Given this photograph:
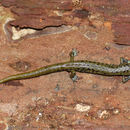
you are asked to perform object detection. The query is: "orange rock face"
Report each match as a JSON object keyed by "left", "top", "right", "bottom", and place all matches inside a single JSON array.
[{"left": 0, "top": 0, "right": 130, "bottom": 129}]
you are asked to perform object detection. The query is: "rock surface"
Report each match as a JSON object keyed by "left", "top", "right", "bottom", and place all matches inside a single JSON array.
[{"left": 0, "top": 0, "right": 130, "bottom": 129}]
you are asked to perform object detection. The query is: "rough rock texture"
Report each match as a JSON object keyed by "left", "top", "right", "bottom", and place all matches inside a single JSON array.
[
  {"left": 1, "top": 0, "right": 130, "bottom": 44},
  {"left": 0, "top": 0, "right": 130, "bottom": 129}
]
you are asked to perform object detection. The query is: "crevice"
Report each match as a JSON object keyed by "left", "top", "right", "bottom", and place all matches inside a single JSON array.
[{"left": 4, "top": 20, "right": 72, "bottom": 42}]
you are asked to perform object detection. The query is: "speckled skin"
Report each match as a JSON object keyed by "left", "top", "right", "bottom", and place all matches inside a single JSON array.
[{"left": 0, "top": 60, "right": 129, "bottom": 84}]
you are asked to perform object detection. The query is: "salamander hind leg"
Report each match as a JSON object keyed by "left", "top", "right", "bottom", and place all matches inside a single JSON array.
[
  {"left": 122, "top": 76, "right": 130, "bottom": 83},
  {"left": 69, "top": 70, "right": 78, "bottom": 82}
]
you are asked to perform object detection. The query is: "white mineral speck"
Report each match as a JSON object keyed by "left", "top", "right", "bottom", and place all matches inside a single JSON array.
[
  {"left": 12, "top": 27, "right": 36, "bottom": 40},
  {"left": 75, "top": 104, "right": 91, "bottom": 112}
]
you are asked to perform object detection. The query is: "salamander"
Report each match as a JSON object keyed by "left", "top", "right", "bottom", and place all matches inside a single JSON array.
[{"left": 0, "top": 49, "right": 130, "bottom": 84}]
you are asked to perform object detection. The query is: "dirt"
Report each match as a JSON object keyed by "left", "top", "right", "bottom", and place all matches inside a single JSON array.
[{"left": 0, "top": 1, "right": 130, "bottom": 130}]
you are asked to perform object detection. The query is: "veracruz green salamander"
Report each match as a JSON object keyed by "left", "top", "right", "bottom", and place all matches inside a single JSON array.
[{"left": 0, "top": 50, "right": 130, "bottom": 84}]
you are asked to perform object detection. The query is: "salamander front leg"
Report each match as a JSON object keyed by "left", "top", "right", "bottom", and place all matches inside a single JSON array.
[
  {"left": 122, "top": 76, "right": 130, "bottom": 83},
  {"left": 120, "top": 58, "right": 130, "bottom": 83},
  {"left": 69, "top": 49, "right": 79, "bottom": 82},
  {"left": 120, "top": 57, "right": 129, "bottom": 64},
  {"left": 69, "top": 48, "right": 78, "bottom": 62}
]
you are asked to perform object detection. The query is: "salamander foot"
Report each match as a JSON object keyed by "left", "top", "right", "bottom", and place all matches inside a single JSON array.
[
  {"left": 69, "top": 48, "right": 79, "bottom": 62},
  {"left": 70, "top": 70, "right": 78, "bottom": 82},
  {"left": 120, "top": 57, "right": 129, "bottom": 64},
  {"left": 122, "top": 76, "right": 130, "bottom": 83}
]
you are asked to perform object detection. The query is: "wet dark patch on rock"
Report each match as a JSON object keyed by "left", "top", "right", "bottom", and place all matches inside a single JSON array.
[
  {"left": 9, "top": 60, "right": 31, "bottom": 72},
  {"left": 72, "top": 9, "right": 90, "bottom": 18},
  {"left": 5, "top": 80, "right": 23, "bottom": 86}
]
